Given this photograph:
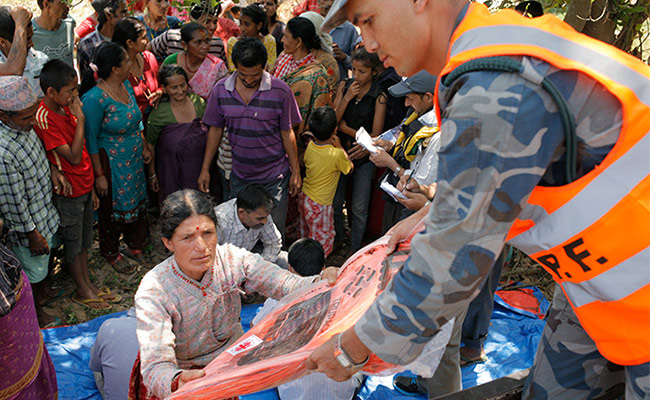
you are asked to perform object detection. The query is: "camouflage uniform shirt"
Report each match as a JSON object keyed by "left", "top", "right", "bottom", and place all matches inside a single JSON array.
[{"left": 354, "top": 29, "right": 623, "bottom": 363}]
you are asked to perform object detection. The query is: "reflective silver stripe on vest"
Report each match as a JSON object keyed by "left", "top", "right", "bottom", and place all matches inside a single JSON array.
[
  {"left": 449, "top": 25, "right": 650, "bottom": 107},
  {"left": 562, "top": 247, "right": 650, "bottom": 308},
  {"left": 508, "top": 132, "right": 650, "bottom": 254}
]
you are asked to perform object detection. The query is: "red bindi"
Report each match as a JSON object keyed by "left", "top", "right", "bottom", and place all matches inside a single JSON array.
[{"left": 196, "top": 226, "right": 200, "bottom": 230}]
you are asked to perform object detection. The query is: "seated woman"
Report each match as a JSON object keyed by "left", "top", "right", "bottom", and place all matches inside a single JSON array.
[
  {"left": 131, "top": 189, "right": 337, "bottom": 399},
  {"left": 113, "top": 17, "right": 162, "bottom": 121},
  {"left": 163, "top": 23, "right": 228, "bottom": 100},
  {"left": 226, "top": 4, "right": 276, "bottom": 72},
  {"left": 146, "top": 65, "right": 207, "bottom": 204},
  {"left": 274, "top": 16, "right": 332, "bottom": 136}
]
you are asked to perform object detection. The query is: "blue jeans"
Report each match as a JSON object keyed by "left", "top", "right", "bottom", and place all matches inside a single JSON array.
[
  {"left": 461, "top": 246, "right": 507, "bottom": 349},
  {"left": 333, "top": 161, "right": 375, "bottom": 252},
  {"left": 230, "top": 174, "right": 289, "bottom": 237}
]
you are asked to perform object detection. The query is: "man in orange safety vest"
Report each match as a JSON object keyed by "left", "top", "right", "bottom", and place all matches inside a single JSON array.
[{"left": 305, "top": 0, "right": 650, "bottom": 398}]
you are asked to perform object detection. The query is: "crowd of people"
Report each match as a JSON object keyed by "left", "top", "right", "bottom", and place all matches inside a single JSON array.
[{"left": 0, "top": 0, "right": 647, "bottom": 398}]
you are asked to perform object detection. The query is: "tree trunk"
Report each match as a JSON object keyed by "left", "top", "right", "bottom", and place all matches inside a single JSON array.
[{"left": 564, "top": 0, "right": 649, "bottom": 55}]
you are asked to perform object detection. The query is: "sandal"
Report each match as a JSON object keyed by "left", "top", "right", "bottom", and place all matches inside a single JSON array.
[
  {"left": 71, "top": 297, "right": 112, "bottom": 310},
  {"left": 97, "top": 288, "right": 122, "bottom": 303},
  {"left": 108, "top": 255, "right": 136, "bottom": 275},
  {"left": 460, "top": 353, "right": 488, "bottom": 367},
  {"left": 123, "top": 248, "right": 148, "bottom": 267}
]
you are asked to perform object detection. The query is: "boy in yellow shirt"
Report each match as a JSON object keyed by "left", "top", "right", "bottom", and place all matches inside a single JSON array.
[{"left": 300, "top": 106, "right": 353, "bottom": 256}]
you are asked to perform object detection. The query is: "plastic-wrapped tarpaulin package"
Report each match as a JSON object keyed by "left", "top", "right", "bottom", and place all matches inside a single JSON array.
[{"left": 172, "top": 236, "right": 415, "bottom": 400}]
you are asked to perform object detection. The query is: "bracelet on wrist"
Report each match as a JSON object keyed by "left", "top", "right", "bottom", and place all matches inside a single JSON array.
[
  {"left": 149, "top": 174, "right": 157, "bottom": 180},
  {"left": 394, "top": 166, "right": 402, "bottom": 176},
  {"left": 94, "top": 169, "right": 104, "bottom": 178}
]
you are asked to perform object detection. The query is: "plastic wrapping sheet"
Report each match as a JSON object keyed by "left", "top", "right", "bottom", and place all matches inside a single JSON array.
[{"left": 172, "top": 237, "right": 413, "bottom": 399}]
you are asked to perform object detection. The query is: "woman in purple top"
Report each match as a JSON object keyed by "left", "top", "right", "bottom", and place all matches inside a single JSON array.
[
  {"left": 145, "top": 65, "right": 208, "bottom": 204},
  {"left": 131, "top": 189, "right": 339, "bottom": 399}
]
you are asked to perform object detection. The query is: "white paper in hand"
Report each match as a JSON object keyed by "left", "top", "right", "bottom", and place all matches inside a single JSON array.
[
  {"left": 355, "top": 127, "right": 379, "bottom": 154},
  {"left": 380, "top": 176, "right": 407, "bottom": 201}
]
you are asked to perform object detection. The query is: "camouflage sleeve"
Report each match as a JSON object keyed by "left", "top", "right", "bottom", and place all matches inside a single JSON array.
[{"left": 354, "top": 59, "right": 571, "bottom": 364}]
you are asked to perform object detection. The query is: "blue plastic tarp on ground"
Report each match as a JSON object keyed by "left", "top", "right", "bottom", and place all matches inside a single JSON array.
[
  {"left": 356, "top": 286, "right": 549, "bottom": 400},
  {"left": 44, "top": 287, "right": 548, "bottom": 400}
]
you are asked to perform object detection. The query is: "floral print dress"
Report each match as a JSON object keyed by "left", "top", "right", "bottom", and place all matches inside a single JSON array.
[{"left": 82, "top": 81, "right": 146, "bottom": 222}]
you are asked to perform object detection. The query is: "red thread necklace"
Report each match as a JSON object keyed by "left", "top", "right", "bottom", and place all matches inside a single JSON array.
[{"left": 171, "top": 262, "right": 213, "bottom": 297}]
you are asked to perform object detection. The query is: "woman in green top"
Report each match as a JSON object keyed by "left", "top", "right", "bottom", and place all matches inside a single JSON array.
[
  {"left": 146, "top": 64, "right": 208, "bottom": 203},
  {"left": 162, "top": 23, "right": 227, "bottom": 100}
]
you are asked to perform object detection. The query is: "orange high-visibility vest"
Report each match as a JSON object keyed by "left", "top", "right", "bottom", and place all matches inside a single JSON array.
[{"left": 437, "top": 3, "right": 650, "bottom": 366}]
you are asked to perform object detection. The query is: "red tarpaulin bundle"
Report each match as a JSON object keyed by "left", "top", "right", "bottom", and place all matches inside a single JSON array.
[{"left": 171, "top": 236, "right": 412, "bottom": 399}]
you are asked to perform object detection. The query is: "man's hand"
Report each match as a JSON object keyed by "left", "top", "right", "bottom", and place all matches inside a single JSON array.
[
  {"left": 373, "top": 138, "right": 393, "bottom": 152},
  {"left": 396, "top": 174, "right": 437, "bottom": 201},
  {"left": 385, "top": 205, "right": 429, "bottom": 254},
  {"left": 305, "top": 329, "right": 371, "bottom": 381},
  {"left": 397, "top": 190, "right": 429, "bottom": 211},
  {"left": 26, "top": 229, "right": 49, "bottom": 256},
  {"left": 289, "top": 171, "right": 302, "bottom": 197},
  {"left": 198, "top": 169, "right": 210, "bottom": 193},
  {"left": 369, "top": 148, "right": 397, "bottom": 169},
  {"left": 95, "top": 176, "right": 109, "bottom": 197},
  {"left": 348, "top": 143, "right": 369, "bottom": 160},
  {"left": 10, "top": 7, "right": 32, "bottom": 29},
  {"left": 51, "top": 168, "right": 73, "bottom": 196},
  {"left": 318, "top": 266, "right": 340, "bottom": 285}
]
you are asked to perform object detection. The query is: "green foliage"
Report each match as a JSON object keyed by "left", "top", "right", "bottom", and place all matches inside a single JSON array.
[{"left": 63, "top": 305, "right": 78, "bottom": 325}]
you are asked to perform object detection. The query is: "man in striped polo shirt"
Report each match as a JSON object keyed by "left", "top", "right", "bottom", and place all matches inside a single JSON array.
[{"left": 199, "top": 37, "right": 302, "bottom": 238}]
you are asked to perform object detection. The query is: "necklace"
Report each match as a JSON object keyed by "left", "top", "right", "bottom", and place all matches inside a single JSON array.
[
  {"left": 182, "top": 53, "right": 200, "bottom": 73},
  {"left": 171, "top": 262, "right": 213, "bottom": 296},
  {"left": 101, "top": 80, "right": 130, "bottom": 105}
]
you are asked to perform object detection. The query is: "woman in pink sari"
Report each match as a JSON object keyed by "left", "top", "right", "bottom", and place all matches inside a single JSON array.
[{"left": 162, "top": 23, "right": 228, "bottom": 100}]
